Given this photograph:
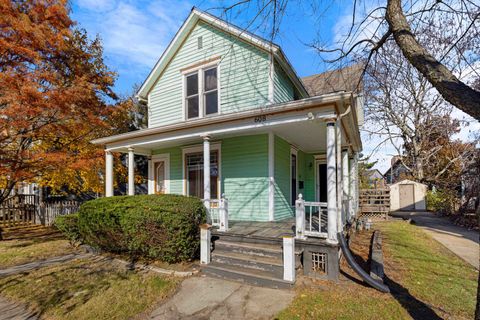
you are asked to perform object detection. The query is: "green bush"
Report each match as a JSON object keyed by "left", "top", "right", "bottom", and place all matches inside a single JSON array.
[
  {"left": 426, "top": 189, "right": 458, "bottom": 214},
  {"left": 54, "top": 213, "right": 81, "bottom": 245},
  {"left": 77, "top": 194, "right": 206, "bottom": 263}
]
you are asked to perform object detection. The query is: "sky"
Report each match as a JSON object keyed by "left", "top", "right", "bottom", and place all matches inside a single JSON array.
[{"left": 70, "top": 0, "right": 479, "bottom": 173}]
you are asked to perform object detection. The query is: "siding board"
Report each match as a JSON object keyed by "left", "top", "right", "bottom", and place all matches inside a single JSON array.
[{"left": 149, "top": 21, "right": 270, "bottom": 127}]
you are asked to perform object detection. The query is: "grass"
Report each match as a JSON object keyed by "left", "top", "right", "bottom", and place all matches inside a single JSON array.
[
  {"left": 278, "top": 220, "right": 478, "bottom": 320},
  {"left": 379, "top": 221, "right": 477, "bottom": 319},
  {"left": 0, "top": 225, "right": 79, "bottom": 268},
  {"left": 0, "top": 257, "right": 178, "bottom": 319}
]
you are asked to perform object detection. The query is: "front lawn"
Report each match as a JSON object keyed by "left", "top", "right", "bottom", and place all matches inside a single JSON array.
[
  {"left": 0, "top": 257, "right": 178, "bottom": 319},
  {"left": 0, "top": 225, "right": 79, "bottom": 268},
  {"left": 278, "top": 221, "right": 478, "bottom": 320}
]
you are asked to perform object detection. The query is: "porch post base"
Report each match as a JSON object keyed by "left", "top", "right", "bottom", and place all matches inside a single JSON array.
[{"left": 200, "top": 224, "right": 212, "bottom": 265}]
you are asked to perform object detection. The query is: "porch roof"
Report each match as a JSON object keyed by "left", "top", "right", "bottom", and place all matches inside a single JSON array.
[{"left": 92, "top": 92, "right": 363, "bottom": 154}]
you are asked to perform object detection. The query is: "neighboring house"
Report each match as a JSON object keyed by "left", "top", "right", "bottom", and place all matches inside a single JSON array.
[
  {"left": 384, "top": 156, "right": 409, "bottom": 184},
  {"left": 365, "top": 169, "right": 386, "bottom": 189},
  {"left": 92, "top": 8, "right": 364, "bottom": 285}
]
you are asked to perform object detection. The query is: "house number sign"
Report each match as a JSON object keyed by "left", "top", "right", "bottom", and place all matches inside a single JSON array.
[{"left": 254, "top": 115, "right": 267, "bottom": 123}]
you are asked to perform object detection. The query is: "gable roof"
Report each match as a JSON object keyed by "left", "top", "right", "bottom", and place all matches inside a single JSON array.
[
  {"left": 301, "top": 64, "right": 364, "bottom": 96},
  {"left": 137, "top": 7, "right": 308, "bottom": 99}
]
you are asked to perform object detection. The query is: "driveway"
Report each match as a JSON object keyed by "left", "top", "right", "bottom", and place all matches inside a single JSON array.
[{"left": 392, "top": 211, "right": 479, "bottom": 269}]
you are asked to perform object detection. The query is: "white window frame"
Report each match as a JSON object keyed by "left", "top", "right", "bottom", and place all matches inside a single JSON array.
[
  {"left": 181, "top": 143, "right": 222, "bottom": 198},
  {"left": 182, "top": 61, "right": 220, "bottom": 121},
  {"left": 148, "top": 154, "right": 170, "bottom": 194},
  {"left": 184, "top": 71, "right": 201, "bottom": 120}
]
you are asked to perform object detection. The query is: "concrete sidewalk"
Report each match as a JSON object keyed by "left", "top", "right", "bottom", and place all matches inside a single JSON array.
[
  {"left": 150, "top": 276, "right": 294, "bottom": 320},
  {"left": 392, "top": 211, "right": 479, "bottom": 269}
]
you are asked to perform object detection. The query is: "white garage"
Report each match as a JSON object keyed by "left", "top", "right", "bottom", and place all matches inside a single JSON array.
[{"left": 390, "top": 179, "right": 427, "bottom": 211}]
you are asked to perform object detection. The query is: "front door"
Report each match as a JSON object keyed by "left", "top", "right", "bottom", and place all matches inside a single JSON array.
[
  {"left": 317, "top": 163, "right": 327, "bottom": 202},
  {"left": 154, "top": 160, "right": 166, "bottom": 194}
]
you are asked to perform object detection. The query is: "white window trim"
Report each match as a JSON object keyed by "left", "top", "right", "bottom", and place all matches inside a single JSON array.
[
  {"left": 290, "top": 147, "right": 298, "bottom": 206},
  {"left": 148, "top": 153, "right": 170, "bottom": 194},
  {"left": 182, "top": 60, "right": 221, "bottom": 121},
  {"left": 182, "top": 142, "right": 222, "bottom": 197}
]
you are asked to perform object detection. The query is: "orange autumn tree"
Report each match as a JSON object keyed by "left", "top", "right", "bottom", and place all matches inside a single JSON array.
[{"left": 0, "top": 0, "right": 130, "bottom": 203}]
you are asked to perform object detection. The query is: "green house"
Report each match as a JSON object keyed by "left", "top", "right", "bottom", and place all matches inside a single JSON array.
[{"left": 93, "top": 8, "right": 365, "bottom": 284}]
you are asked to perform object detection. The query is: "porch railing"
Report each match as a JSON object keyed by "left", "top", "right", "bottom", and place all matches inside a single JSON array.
[
  {"left": 203, "top": 195, "right": 228, "bottom": 232},
  {"left": 295, "top": 194, "right": 328, "bottom": 239}
]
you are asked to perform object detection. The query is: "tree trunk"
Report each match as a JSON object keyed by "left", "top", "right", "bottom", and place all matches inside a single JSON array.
[{"left": 386, "top": 0, "right": 480, "bottom": 120}]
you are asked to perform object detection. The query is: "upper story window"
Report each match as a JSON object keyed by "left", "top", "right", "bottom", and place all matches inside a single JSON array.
[{"left": 184, "top": 65, "right": 218, "bottom": 120}]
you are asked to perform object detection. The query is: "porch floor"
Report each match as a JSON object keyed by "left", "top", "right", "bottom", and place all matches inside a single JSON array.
[
  {"left": 212, "top": 218, "right": 333, "bottom": 246},
  {"left": 224, "top": 219, "right": 296, "bottom": 239}
]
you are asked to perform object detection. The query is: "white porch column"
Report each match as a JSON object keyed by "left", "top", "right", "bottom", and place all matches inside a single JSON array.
[
  {"left": 349, "top": 154, "right": 357, "bottom": 220},
  {"left": 336, "top": 119, "right": 343, "bottom": 231},
  {"left": 128, "top": 147, "right": 135, "bottom": 196},
  {"left": 353, "top": 153, "right": 359, "bottom": 217},
  {"left": 268, "top": 132, "right": 275, "bottom": 221},
  {"left": 326, "top": 120, "right": 338, "bottom": 243},
  {"left": 105, "top": 151, "right": 114, "bottom": 197},
  {"left": 203, "top": 135, "right": 211, "bottom": 205},
  {"left": 342, "top": 149, "right": 350, "bottom": 223},
  {"left": 147, "top": 156, "right": 154, "bottom": 195}
]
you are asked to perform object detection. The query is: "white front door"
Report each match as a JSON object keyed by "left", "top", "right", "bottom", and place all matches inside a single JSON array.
[{"left": 154, "top": 161, "right": 166, "bottom": 194}]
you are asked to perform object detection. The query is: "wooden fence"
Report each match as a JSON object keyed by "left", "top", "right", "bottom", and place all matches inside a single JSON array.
[
  {"left": 0, "top": 195, "right": 37, "bottom": 227},
  {"left": 0, "top": 195, "right": 80, "bottom": 227},
  {"left": 359, "top": 189, "right": 391, "bottom": 220},
  {"left": 38, "top": 200, "right": 80, "bottom": 226}
]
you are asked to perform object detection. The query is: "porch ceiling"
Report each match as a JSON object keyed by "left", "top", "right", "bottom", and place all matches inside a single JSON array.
[{"left": 97, "top": 93, "right": 359, "bottom": 155}]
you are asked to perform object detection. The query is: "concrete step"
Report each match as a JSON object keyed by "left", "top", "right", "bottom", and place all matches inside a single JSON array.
[
  {"left": 202, "top": 262, "right": 294, "bottom": 289},
  {"left": 212, "top": 249, "right": 283, "bottom": 276}
]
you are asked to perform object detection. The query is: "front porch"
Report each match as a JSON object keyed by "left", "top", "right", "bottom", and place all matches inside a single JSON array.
[
  {"left": 93, "top": 94, "right": 363, "bottom": 286},
  {"left": 204, "top": 217, "right": 341, "bottom": 287}
]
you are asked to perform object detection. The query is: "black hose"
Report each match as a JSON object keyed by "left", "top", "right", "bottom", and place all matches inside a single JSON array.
[{"left": 338, "top": 232, "right": 390, "bottom": 293}]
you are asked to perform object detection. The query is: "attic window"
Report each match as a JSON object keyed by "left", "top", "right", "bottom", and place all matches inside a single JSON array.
[{"left": 198, "top": 36, "right": 203, "bottom": 49}]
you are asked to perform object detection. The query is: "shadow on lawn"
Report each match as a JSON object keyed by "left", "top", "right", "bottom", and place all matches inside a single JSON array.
[
  {"left": 0, "top": 258, "right": 125, "bottom": 318},
  {"left": 1, "top": 225, "right": 64, "bottom": 243},
  {"left": 347, "top": 244, "right": 442, "bottom": 320}
]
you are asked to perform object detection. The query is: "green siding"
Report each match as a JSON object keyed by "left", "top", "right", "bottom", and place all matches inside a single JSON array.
[
  {"left": 222, "top": 134, "right": 269, "bottom": 221},
  {"left": 149, "top": 21, "right": 270, "bottom": 127},
  {"left": 303, "top": 153, "right": 316, "bottom": 201},
  {"left": 274, "top": 135, "right": 293, "bottom": 220},
  {"left": 152, "top": 147, "right": 183, "bottom": 194},
  {"left": 273, "top": 60, "right": 295, "bottom": 103},
  {"left": 152, "top": 134, "right": 270, "bottom": 221}
]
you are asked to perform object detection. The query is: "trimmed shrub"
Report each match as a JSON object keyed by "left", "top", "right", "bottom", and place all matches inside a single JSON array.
[
  {"left": 426, "top": 189, "right": 458, "bottom": 214},
  {"left": 77, "top": 194, "right": 206, "bottom": 263},
  {"left": 54, "top": 214, "right": 81, "bottom": 245}
]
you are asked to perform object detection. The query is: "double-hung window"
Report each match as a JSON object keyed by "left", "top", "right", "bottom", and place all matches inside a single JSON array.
[{"left": 185, "top": 65, "right": 218, "bottom": 120}]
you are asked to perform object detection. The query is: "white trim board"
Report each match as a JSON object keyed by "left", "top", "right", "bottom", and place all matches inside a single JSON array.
[{"left": 268, "top": 132, "right": 275, "bottom": 221}]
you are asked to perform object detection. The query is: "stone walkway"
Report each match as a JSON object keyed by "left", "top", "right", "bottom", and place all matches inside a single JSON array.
[
  {"left": 150, "top": 276, "right": 295, "bottom": 320},
  {"left": 0, "top": 253, "right": 91, "bottom": 320},
  {"left": 0, "top": 297, "right": 38, "bottom": 320},
  {"left": 392, "top": 211, "right": 479, "bottom": 269},
  {"left": 0, "top": 253, "right": 90, "bottom": 277}
]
